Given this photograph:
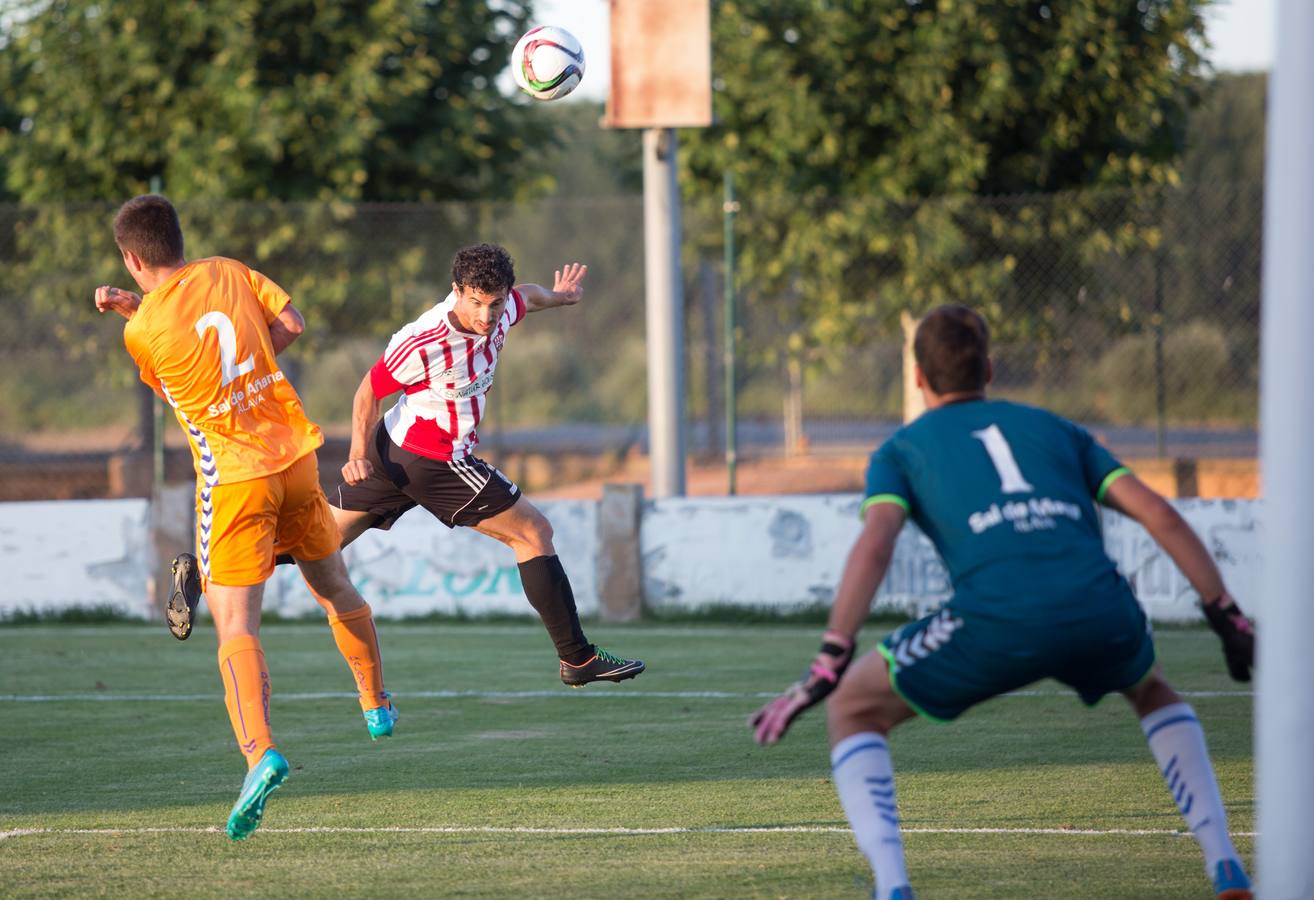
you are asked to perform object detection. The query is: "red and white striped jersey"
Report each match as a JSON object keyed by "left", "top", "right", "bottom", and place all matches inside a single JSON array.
[{"left": 368, "top": 289, "right": 526, "bottom": 460}]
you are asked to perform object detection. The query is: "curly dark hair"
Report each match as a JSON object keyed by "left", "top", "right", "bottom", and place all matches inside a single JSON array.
[{"left": 451, "top": 243, "right": 515, "bottom": 294}]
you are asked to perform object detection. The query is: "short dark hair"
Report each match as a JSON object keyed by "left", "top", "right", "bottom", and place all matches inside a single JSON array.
[
  {"left": 113, "top": 194, "right": 185, "bottom": 267},
  {"left": 451, "top": 243, "right": 515, "bottom": 295},
  {"left": 913, "top": 304, "right": 991, "bottom": 394}
]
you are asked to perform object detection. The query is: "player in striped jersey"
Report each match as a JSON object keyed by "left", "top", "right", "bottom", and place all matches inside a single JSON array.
[
  {"left": 324, "top": 243, "right": 644, "bottom": 686},
  {"left": 95, "top": 195, "right": 397, "bottom": 841}
]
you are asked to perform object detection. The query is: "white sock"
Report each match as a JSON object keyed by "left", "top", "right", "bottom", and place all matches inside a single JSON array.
[
  {"left": 831, "top": 732, "right": 909, "bottom": 897},
  {"left": 1140, "top": 702, "right": 1240, "bottom": 877}
]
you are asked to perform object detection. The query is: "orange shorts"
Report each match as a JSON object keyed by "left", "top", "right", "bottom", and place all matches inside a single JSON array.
[{"left": 197, "top": 452, "right": 340, "bottom": 588}]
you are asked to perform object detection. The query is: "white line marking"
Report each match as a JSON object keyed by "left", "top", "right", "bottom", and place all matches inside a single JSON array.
[
  {"left": 0, "top": 689, "right": 1254, "bottom": 703},
  {"left": 0, "top": 625, "right": 783, "bottom": 638},
  {"left": 0, "top": 690, "right": 772, "bottom": 702},
  {"left": 0, "top": 825, "right": 1258, "bottom": 841},
  {"left": 0, "top": 625, "right": 1222, "bottom": 639},
  {"left": 1003, "top": 689, "right": 1252, "bottom": 698}
]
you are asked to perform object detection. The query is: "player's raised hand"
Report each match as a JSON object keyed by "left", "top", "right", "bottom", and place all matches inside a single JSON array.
[
  {"left": 552, "top": 263, "right": 587, "bottom": 306},
  {"left": 94, "top": 285, "right": 142, "bottom": 320},
  {"left": 750, "top": 630, "right": 854, "bottom": 746},
  {"left": 342, "top": 457, "right": 374, "bottom": 486},
  {"left": 1201, "top": 592, "right": 1255, "bottom": 682}
]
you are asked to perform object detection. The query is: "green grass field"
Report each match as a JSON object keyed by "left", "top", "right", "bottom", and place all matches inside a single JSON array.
[{"left": 0, "top": 622, "right": 1252, "bottom": 898}]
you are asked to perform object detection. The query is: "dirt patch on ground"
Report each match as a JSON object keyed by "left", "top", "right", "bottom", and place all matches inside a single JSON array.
[
  {"left": 536, "top": 453, "right": 1260, "bottom": 501},
  {"left": 536, "top": 454, "right": 869, "bottom": 500}
]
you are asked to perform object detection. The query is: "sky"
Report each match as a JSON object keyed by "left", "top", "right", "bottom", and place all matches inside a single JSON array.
[{"left": 528, "top": 0, "right": 1276, "bottom": 103}]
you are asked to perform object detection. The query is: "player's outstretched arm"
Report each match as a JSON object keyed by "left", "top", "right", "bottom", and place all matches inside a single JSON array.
[
  {"left": 268, "top": 303, "right": 305, "bottom": 355},
  {"left": 516, "top": 263, "right": 588, "bottom": 313},
  {"left": 342, "top": 371, "right": 384, "bottom": 486},
  {"left": 94, "top": 285, "right": 142, "bottom": 320},
  {"left": 1102, "top": 474, "right": 1255, "bottom": 681},
  {"left": 751, "top": 502, "right": 905, "bottom": 745}
]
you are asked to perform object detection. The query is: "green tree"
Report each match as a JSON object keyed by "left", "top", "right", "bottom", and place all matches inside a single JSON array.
[
  {"left": 0, "top": 0, "right": 550, "bottom": 202},
  {"left": 1181, "top": 71, "right": 1265, "bottom": 187},
  {"left": 1172, "top": 71, "right": 1265, "bottom": 331},
  {"left": 1153, "top": 72, "right": 1265, "bottom": 414},
  {"left": 537, "top": 100, "right": 643, "bottom": 197},
  {"left": 681, "top": 0, "right": 1210, "bottom": 382},
  {"left": 0, "top": 1, "right": 571, "bottom": 436}
]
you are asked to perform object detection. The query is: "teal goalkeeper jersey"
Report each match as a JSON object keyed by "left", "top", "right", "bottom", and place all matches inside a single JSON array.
[{"left": 863, "top": 399, "right": 1131, "bottom": 612}]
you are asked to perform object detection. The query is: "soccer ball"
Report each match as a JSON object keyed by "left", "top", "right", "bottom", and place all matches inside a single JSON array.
[{"left": 511, "top": 26, "right": 585, "bottom": 101}]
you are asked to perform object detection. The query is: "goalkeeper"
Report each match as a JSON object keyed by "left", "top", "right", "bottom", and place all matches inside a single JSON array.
[{"left": 751, "top": 305, "right": 1255, "bottom": 900}]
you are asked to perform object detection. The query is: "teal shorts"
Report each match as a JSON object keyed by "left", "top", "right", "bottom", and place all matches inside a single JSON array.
[{"left": 877, "top": 587, "right": 1156, "bottom": 723}]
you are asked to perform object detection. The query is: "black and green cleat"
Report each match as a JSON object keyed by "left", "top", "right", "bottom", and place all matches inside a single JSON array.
[
  {"left": 559, "top": 646, "right": 646, "bottom": 687},
  {"left": 165, "top": 552, "right": 203, "bottom": 641}
]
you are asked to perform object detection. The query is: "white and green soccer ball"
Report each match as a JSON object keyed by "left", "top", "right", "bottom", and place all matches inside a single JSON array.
[{"left": 511, "top": 26, "right": 585, "bottom": 101}]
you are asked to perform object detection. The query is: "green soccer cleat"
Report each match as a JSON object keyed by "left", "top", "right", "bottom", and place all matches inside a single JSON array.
[
  {"left": 363, "top": 695, "right": 399, "bottom": 740},
  {"left": 165, "top": 552, "right": 203, "bottom": 641},
  {"left": 559, "top": 646, "right": 645, "bottom": 687},
  {"left": 225, "top": 748, "right": 289, "bottom": 841}
]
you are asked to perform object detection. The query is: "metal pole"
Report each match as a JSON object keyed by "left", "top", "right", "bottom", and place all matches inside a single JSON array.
[
  {"left": 154, "top": 392, "right": 165, "bottom": 487},
  {"left": 642, "top": 128, "right": 686, "bottom": 497},
  {"left": 149, "top": 174, "right": 165, "bottom": 492},
  {"left": 1258, "top": 1, "right": 1314, "bottom": 896},
  {"left": 1153, "top": 240, "right": 1166, "bottom": 459},
  {"left": 723, "top": 171, "right": 738, "bottom": 496}
]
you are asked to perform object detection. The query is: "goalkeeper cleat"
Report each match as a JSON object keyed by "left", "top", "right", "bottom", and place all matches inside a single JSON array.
[
  {"left": 1212, "top": 859, "right": 1252, "bottom": 900},
  {"left": 875, "top": 888, "right": 914, "bottom": 900},
  {"left": 165, "top": 552, "right": 202, "bottom": 641},
  {"left": 559, "top": 646, "right": 645, "bottom": 687},
  {"left": 225, "top": 748, "right": 289, "bottom": 841},
  {"left": 364, "top": 694, "right": 399, "bottom": 740}
]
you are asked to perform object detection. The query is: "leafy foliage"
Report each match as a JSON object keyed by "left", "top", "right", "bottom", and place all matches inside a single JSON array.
[
  {"left": 0, "top": 0, "right": 550, "bottom": 202},
  {"left": 0, "top": 0, "right": 565, "bottom": 427},
  {"left": 681, "top": 0, "right": 1210, "bottom": 355},
  {"left": 1180, "top": 72, "right": 1265, "bottom": 188}
]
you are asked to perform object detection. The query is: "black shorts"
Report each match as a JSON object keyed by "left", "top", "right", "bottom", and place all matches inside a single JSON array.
[{"left": 330, "top": 422, "right": 522, "bottom": 530}]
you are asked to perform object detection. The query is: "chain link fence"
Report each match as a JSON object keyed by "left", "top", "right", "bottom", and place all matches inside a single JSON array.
[{"left": 0, "top": 181, "right": 1261, "bottom": 499}]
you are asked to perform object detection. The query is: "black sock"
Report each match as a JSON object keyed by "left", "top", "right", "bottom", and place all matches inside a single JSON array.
[
  {"left": 518, "top": 555, "right": 592, "bottom": 664},
  {"left": 274, "top": 553, "right": 295, "bottom": 567}
]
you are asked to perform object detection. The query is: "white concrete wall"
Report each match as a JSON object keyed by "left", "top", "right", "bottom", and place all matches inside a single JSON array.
[
  {"left": 0, "top": 495, "right": 1260, "bottom": 624},
  {"left": 0, "top": 499, "right": 153, "bottom": 617},
  {"left": 1101, "top": 498, "right": 1259, "bottom": 620},
  {"left": 640, "top": 494, "right": 951, "bottom": 617},
  {"left": 640, "top": 495, "right": 1261, "bottom": 623},
  {"left": 263, "top": 500, "right": 598, "bottom": 618}
]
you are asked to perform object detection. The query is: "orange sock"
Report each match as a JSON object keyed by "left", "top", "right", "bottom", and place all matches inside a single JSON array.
[
  {"left": 327, "top": 603, "right": 388, "bottom": 710},
  {"left": 217, "top": 635, "right": 275, "bottom": 770}
]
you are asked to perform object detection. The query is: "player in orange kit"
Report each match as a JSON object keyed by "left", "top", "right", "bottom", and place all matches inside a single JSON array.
[{"left": 94, "top": 194, "right": 395, "bottom": 841}]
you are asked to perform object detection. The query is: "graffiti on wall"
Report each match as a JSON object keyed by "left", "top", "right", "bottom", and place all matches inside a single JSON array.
[
  {"left": 640, "top": 496, "right": 1261, "bottom": 623},
  {"left": 263, "top": 500, "right": 598, "bottom": 618},
  {"left": 0, "top": 495, "right": 1258, "bottom": 623},
  {"left": 1100, "top": 499, "right": 1261, "bottom": 620}
]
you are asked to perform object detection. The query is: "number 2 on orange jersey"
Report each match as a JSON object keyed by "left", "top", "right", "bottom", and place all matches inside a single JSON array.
[{"left": 195, "top": 311, "right": 255, "bottom": 387}]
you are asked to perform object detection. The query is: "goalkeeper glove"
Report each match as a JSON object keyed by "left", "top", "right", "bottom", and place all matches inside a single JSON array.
[
  {"left": 750, "top": 630, "right": 854, "bottom": 746},
  {"left": 1201, "top": 593, "right": 1255, "bottom": 683}
]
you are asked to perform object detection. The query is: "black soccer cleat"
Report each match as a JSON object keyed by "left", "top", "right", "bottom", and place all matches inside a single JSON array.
[
  {"left": 559, "top": 646, "right": 646, "bottom": 687},
  {"left": 165, "top": 552, "right": 203, "bottom": 641}
]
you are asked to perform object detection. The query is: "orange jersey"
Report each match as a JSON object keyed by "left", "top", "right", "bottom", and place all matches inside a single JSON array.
[{"left": 123, "top": 257, "right": 323, "bottom": 485}]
